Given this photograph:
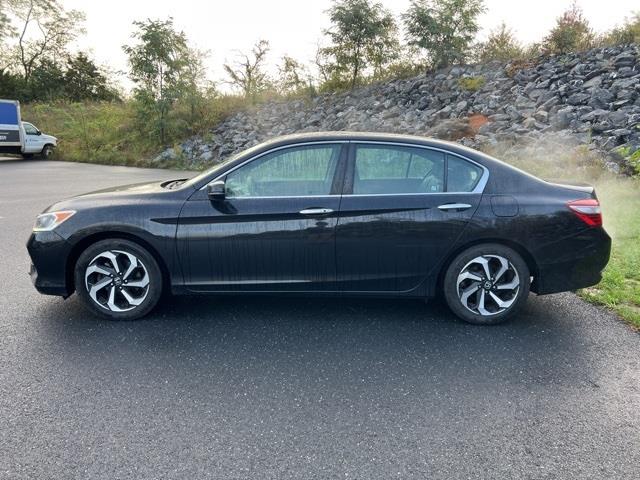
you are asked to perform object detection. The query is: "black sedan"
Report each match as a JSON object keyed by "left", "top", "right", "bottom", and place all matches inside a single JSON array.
[{"left": 27, "top": 132, "right": 611, "bottom": 325}]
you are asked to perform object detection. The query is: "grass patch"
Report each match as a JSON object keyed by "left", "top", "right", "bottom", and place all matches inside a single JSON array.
[
  {"left": 580, "top": 177, "right": 640, "bottom": 328},
  {"left": 20, "top": 96, "right": 249, "bottom": 169}
]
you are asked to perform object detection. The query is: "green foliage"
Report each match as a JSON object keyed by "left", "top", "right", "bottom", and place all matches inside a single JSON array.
[
  {"left": 0, "top": 1, "right": 114, "bottom": 103},
  {"left": 599, "top": 12, "right": 640, "bottom": 46},
  {"left": 579, "top": 177, "right": 640, "bottom": 328},
  {"left": 20, "top": 95, "right": 248, "bottom": 168},
  {"left": 278, "top": 55, "right": 313, "bottom": 96},
  {"left": 223, "top": 40, "right": 273, "bottom": 101},
  {"left": 123, "top": 18, "right": 193, "bottom": 145},
  {"left": 458, "top": 75, "right": 485, "bottom": 91},
  {"left": 64, "top": 52, "right": 118, "bottom": 102},
  {"left": 403, "top": 0, "right": 486, "bottom": 70},
  {"left": 3, "top": 0, "right": 85, "bottom": 81},
  {"left": 321, "top": 0, "right": 399, "bottom": 88},
  {"left": 542, "top": 1, "right": 594, "bottom": 55},
  {"left": 474, "top": 22, "right": 525, "bottom": 62}
]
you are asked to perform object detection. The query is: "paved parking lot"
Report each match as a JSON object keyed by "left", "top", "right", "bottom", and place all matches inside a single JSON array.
[{"left": 1, "top": 158, "right": 639, "bottom": 479}]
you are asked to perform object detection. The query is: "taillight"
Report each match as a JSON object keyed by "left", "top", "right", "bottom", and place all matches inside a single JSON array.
[{"left": 567, "top": 199, "right": 602, "bottom": 227}]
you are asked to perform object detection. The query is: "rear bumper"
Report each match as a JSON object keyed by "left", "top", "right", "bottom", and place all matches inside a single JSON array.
[
  {"left": 26, "top": 231, "right": 73, "bottom": 297},
  {"left": 532, "top": 227, "right": 611, "bottom": 295}
]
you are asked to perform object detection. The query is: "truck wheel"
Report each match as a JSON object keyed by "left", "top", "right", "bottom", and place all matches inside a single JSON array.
[{"left": 39, "top": 145, "right": 54, "bottom": 159}]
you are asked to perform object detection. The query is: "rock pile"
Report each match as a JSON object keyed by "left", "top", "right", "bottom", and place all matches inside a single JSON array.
[{"left": 157, "top": 44, "right": 640, "bottom": 174}]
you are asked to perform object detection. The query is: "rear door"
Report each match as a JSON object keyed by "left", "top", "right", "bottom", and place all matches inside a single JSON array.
[{"left": 335, "top": 142, "right": 486, "bottom": 293}]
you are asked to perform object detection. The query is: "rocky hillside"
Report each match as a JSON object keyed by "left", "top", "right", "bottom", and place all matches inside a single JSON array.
[{"left": 160, "top": 44, "right": 640, "bottom": 174}]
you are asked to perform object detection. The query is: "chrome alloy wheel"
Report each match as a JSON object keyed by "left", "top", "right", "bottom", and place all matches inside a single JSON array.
[
  {"left": 84, "top": 250, "right": 150, "bottom": 312},
  {"left": 456, "top": 255, "right": 520, "bottom": 316}
]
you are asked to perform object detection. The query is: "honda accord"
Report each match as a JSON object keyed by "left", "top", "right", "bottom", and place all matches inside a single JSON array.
[{"left": 27, "top": 132, "right": 611, "bottom": 324}]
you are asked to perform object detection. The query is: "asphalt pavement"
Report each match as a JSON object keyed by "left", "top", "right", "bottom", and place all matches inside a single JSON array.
[{"left": 1, "top": 157, "right": 639, "bottom": 479}]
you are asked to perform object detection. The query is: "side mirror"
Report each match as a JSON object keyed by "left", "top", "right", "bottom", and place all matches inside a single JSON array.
[
  {"left": 207, "top": 180, "right": 226, "bottom": 200},
  {"left": 36, "top": 130, "right": 41, "bottom": 136}
]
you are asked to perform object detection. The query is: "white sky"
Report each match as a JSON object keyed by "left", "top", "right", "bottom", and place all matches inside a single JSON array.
[{"left": 61, "top": 0, "right": 638, "bottom": 90}]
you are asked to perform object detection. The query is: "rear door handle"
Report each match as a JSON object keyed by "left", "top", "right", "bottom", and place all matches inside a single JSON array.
[
  {"left": 299, "top": 208, "right": 334, "bottom": 215},
  {"left": 438, "top": 203, "right": 472, "bottom": 212}
]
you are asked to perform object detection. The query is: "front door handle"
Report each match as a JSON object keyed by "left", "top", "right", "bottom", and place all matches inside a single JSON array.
[
  {"left": 438, "top": 203, "right": 472, "bottom": 212},
  {"left": 299, "top": 208, "right": 333, "bottom": 215}
]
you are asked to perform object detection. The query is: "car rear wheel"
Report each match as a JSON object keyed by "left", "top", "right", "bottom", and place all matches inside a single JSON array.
[
  {"left": 74, "top": 239, "right": 162, "bottom": 320},
  {"left": 443, "top": 244, "right": 530, "bottom": 325}
]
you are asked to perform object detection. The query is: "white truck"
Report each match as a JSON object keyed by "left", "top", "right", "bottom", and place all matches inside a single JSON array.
[{"left": 0, "top": 99, "right": 57, "bottom": 159}]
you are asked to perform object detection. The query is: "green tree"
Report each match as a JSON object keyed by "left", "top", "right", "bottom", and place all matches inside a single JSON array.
[
  {"left": 178, "top": 47, "right": 215, "bottom": 132},
  {"left": 475, "top": 22, "right": 524, "bottom": 62},
  {"left": 403, "top": 0, "right": 485, "bottom": 70},
  {"left": 542, "top": 2, "right": 594, "bottom": 54},
  {"left": 64, "top": 52, "right": 118, "bottom": 102},
  {"left": 28, "top": 58, "right": 65, "bottom": 100},
  {"left": 223, "top": 40, "right": 271, "bottom": 101},
  {"left": 278, "top": 55, "right": 311, "bottom": 94},
  {"left": 322, "top": 0, "right": 398, "bottom": 88},
  {"left": 6, "top": 0, "right": 85, "bottom": 82},
  {"left": 123, "top": 18, "right": 190, "bottom": 145}
]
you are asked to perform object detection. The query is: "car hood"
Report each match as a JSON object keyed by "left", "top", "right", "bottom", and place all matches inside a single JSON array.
[{"left": 43, "top": 180, "right": 188, "bottom": 213}]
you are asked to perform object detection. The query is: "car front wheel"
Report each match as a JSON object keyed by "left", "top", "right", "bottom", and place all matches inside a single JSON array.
[
  {"left": 443, "top": 244, "right": 530, "bottom": 325},
  {"left": 39, "top": 145, "right": 54, "bottom": 159},
  {"left": 74, "top": 239, "right": 163, "bottom": 320}
]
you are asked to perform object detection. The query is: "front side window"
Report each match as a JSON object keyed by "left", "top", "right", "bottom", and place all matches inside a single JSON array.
[
  {"left": 354, "top": 145, "right": 445, "bottom": 194},
  {"left": 226, "top": 144, "right": 341, "bottom": 198},
  {"left": 23, "top": 123, "right": 38, "bottom": 135}
]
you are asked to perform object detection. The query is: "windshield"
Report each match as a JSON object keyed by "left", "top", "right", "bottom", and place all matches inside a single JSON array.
[{"left": 181, "top": 142, "right": 265, "bottom": 189}]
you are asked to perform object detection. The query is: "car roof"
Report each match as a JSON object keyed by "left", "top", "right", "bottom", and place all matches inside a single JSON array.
[
  {"left": 263, "top": 131, "right": 458, "bottom": 147},
  {"left": 258, "top": 131, "right": 496, "bottom": 162}
]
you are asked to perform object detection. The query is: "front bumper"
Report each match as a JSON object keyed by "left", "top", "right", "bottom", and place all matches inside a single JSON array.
[
  {"left": 533, "top": 227, "right": 612, "bottom": 295},
  {"left": 27, "top": 231, "right": 73, "bottom": 297}
]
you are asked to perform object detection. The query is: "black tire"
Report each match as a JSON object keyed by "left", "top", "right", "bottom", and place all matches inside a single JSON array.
[
  {"left": 74, "top": 239, "right": 163, "bottom": 320},
  {"left": 39, "top": 145, "right": 54, "bottom": 159},
  {"left": 443, "top": 243, "right": 530, "bottom": 325}
]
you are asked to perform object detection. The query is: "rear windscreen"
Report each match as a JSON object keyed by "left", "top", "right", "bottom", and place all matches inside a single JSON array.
[{"left": 0, "top": 103, "right": 19, "bottom": 125}]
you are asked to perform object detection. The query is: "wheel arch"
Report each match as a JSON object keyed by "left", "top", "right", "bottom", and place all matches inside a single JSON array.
[
  {"left": 436, "top": 238, "right": 539, "bottom": 294},
  {"left": 65, "top": 231, "right": 171, "bottom": 295}
]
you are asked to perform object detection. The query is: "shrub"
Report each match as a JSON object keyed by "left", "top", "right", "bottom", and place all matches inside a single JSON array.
[
  {"left": 542, "top": 2, "right": 595, "bottom": 54},
  {"left": 458, "top": 76, "right": 485, "bottom": 91},
  {"left": 474, "top": 22, "right": 525, "bottom": 62}
]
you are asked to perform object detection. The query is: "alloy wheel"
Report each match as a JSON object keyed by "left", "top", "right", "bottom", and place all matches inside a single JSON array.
[
  {"left": 456, "top": 255, "right": 520, "bottom": 316},
  {"left": 84, "top": 250, "right": 150, "bottom": 312}
]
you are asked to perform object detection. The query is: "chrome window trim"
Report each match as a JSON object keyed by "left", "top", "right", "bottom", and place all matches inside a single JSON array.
[{"left": 200, "top": 139, "right": 490, "bottom": 195}]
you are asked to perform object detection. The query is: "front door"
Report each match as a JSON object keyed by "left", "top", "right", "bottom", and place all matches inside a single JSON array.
[
  {"left": 177, "top": 143, "right": 346, "bottom": 292},
  {"left": 22, "top": 122, "right": 44, "bottom": 153},
  {"left": 336, "top": 143, "right": 485, "bottom": 293}
]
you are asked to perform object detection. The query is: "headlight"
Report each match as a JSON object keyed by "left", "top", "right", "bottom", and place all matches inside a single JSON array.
[{"left": 33, "top": 210, "right": 76, "bottom": 232}]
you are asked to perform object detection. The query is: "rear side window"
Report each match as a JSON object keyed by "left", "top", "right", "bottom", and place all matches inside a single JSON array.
[
  {"left": 447, "top": 155, "right": 483, "bottom": 192},
  {"left": 354, "top": 145, "right": 445, "bottom": 194}
]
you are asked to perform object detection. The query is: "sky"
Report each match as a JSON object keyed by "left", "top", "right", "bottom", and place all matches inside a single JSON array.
[{"left": 61, "top": 0, "right": 638, "bottom": 90}]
